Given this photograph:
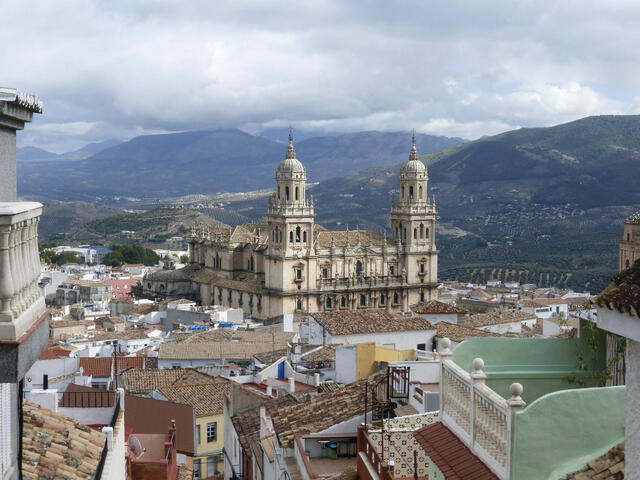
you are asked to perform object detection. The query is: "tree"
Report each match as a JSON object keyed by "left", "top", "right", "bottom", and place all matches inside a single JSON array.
[
  {"left": 179, "top": 255, "right": 189, "bottom": 264},
  {"left": 104, "top": 244, "right": 160, "bottom": 267},
  {"left": 51, "top": 251, "right": 83, "bottom": 266}
]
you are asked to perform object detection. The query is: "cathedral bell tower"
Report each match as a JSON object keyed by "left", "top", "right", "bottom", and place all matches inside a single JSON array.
[
  {"left": 265, "top": 133, "right": 316, "bottom": 301},
  {"left": 390, "top": 133, "right": 438, "bottom": 292}
]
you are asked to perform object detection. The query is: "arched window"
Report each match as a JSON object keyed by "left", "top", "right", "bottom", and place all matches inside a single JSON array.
[
  {"left": 360, "top": 294, "right": 366, "bottom": 307},
  {"left": 295, "top": 186, "right": 299, "bottom": 201},
  {"left": 393, "top": 292, "right": 399, "bottom": 305},
  {"left": 419, "top": 262, "right": 425, "bottom": 274},
  {"left": 380, "top": 294, "right": 385, "bottom": 306},
  {"left": 419, "top": 185, "right": 423, "bottom": 199},
  {"left": 420, "top": 291, "right": 425, "bottom": 302},
  {"left": 403, "top": 228, "right": 407, "bottom": 240},
  {"left": 401, "top": 186, "right": 405, "bottom": 198},
  {"left": 420, "top": 224, "right": 424, "bottom": 238},
  {"left": 326, "top": 297, "right": 332, "bottom": 309},
  {"left": 413, "top": 228, "right": 417, "bottom": 240},
  {"left": 303, "top": 230, "right": 307, "bottom": 242},
  {"left": 295, "top": 226, "right": 301, "bottom": 242},
  {"left": 289, "top": 231, "right": 294, "bottom": 243},
  {"left": 250, "top": 256, "right": 255, "bottom": 271},
  {"left": 389, "top": 265, "right": 395, "bottom": 275},
  {"left": 425, "top": 228, "right": 429, "bottom": 240},
  {"left": 409, "top": 186, "right": 414, "bottom": 199},
  {"left": 285, "top": 186, "right": 290, "bottom": 200},
  {"left": 355, "top": 260, "right": 363, "bottom": 275},
  {"left": 341, "top": 296, "right": 347, "bottom": 308},
  {"left": 296, "top": 298, "right": 303, "bottom": 311}
]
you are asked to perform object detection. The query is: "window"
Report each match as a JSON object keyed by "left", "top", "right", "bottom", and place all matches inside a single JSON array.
[
  {"left": 296, "top": 268, "right": 302, "bottom": 280},
  {"left": 195, "top": 425, "right": 201, "bottom": 445},
  {"left": 419, "top": 185, "right": 423, "bottom": 199},
  {"left": 321, "top": 267, "right": 328, "bottom": 279},
  {"left": 393, "top": 292, "right": 399, "bottom": 305},
  {"left": 360, "top": 294, "right": 366, "bottom": 307},
  {"left": 389, "top": 265, "right": 395, "bottom": 276},
  {"left": 303, "top": 230, "right": 307, "bottom": 242},
  {"left": 325, "top": 297, "right": 332, "bottom": 309},
  {"left": 420, "top": 224, "right": 424, "bottom": 238},
  {"left": 296, "top": 226, "right": 301, "bottom": 242},
  {"left": 207, "top": 422, "right": 217, "bottom": 442},
  {"left": 419, "top": 263, "right": 425, "bottom": 274},
  {"left": 296, "top": 298, "right": 303, "bottom": 311},
  {"left": 413, "top": 228, "right": 417, "bottom": 240},
  {"left": 194, "top": 459, "right": 201, "bottom": 479},
  {"left": 355, "top": 260, "right": 363, "bottom": 275},
  {"left": 285, "top": 186, "right": 290, "bottom": 200},
  {"left": 340, "top": 296, "right": 347, "bottom": 308},
  {"left": 380, "top": 294, "right": 385, "bottom": 306},
  {"left": 420, "top": 291, "right": 425, "bottom": 302},
  {"left": 289, "top": 231, "right": 294, "bottom": 243},
  {"left": 207, "top": 456, "right": 220, "bottom": 476},
  {"left": 409, "top": 186, "right": 414, "bottom": 199}
]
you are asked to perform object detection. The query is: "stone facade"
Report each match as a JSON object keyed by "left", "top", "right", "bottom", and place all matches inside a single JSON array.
[
  {"left": 620, "top": 211, "right": 640, "bottom": 272},
  {"left": 144, "top": 134, "right": 438, "bottom": 320}
]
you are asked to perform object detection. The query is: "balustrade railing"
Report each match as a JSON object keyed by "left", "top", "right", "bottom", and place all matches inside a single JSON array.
[
  {"left": 0, "top": 202, "right": 45, "bottom": 341},
  {"left": 438, "top": 338, "right": 525, "bottom": 480},
  {"left": 315, "top": 275, "right": 405, "bottom": 290}
]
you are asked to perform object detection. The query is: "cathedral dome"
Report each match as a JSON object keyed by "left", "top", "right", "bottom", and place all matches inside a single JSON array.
[
  {"left": 401, "top": 135, "right": 426, "bottom": 174},
  {"left": 276, "top": 133, "right": 306, "bottom": 174}
]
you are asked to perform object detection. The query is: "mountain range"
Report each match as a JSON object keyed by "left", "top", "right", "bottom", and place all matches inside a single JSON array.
[
  {"left": 17, "top": 130, "right": 464, "bottom": 202},
  {"left": 17, "top": 139, "right": 120, "bottom": 162}
]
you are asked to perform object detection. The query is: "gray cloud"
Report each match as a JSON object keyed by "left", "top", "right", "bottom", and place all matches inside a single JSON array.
[{"left": 2, "top": 0, "right": 639, "bottom": 152}]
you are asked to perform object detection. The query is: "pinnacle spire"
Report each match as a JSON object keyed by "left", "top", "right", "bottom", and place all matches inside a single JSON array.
[
  {"left": 286, "top": 128, "right": 296, "bottom": 159},
  {"left": 409, "top": 130, "right": 419, "bottom": 161}
]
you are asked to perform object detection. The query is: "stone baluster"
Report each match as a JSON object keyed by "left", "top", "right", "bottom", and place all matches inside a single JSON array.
[
  {"left": 18, "top": 221, "right": 29, "bottom": 311},
  {"left": 28, "top": 218, "right": 40, "bottom": 302},
  {"left": 471, "top": 358, "right": 487, "bottom": 446},
  {"left": 8, "top": 224, "right": 22, "bottom": 317},
  {"left": 0, "top": 225, "right": 14, "bottom": 321}
]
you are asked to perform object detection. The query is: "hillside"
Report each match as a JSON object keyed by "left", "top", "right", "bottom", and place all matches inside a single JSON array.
[
  {"left": 17, "top": 129, "right": 464, "bottom": 202},
  {"left": 223, "top": 115, "right": 640, "bottom": 291},
  {"left": 38, "top": 201, "right": 124, "bottom": 242}
]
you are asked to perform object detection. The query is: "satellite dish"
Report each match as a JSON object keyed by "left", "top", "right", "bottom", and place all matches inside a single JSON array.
[{"left": 128, "top": 435, "right": 146, "bottom": 459}]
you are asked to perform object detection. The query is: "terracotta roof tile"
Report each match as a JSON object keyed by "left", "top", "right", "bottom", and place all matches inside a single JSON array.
[
  {"left": 413, "top": 423, "right": 498, "bottom": 480},
  {"left": 561, "top": 442, "right": 624, "bottom": 479},
  {"left": 22, "top": 401, "right": 106, "bottom": 479},
  {"left": 79, "top": 356, "right": 146, "bottom": 377},
  {"left": 158, "top": 381, "right": 232, "bottom": 416},
  {"left": 458, "top": 309, "right": 536, "bottom": 328},
  {"left": 434, "top": 322, "right": 502, "bottom": 342},
  {"left": 121, "top": 368, "right": 225, "bottom": 394},
  {"left": 411, "top": 300, "right": 468, "bottom": 315},
  {"left": 310, "top": 310, "right": 434, "bottom": 336},
  {"left": 301, "top": 345, "right": 336, "bottom": 362},
  {"left": 596, "top": 259, "right": 640, "bottom": 317},
  {"left": 158, "top": 342, "right": 288, "bottom": 360},
  {"left": 39, "top": 346, "right": 73, "bottom": 360}
]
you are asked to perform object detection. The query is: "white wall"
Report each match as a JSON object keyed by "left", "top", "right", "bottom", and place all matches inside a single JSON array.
[
  {"left": 335, "top": 345, "right": 357, "bottom": 384},
  {"left": 413, "top": 312, "right": 458, "bottom": 325},
  {"left": 25, "top": 357, "right": 80, "bottom": 391},
  {"left": 333, "top": 329, "right": 436, "bottom": 351}
]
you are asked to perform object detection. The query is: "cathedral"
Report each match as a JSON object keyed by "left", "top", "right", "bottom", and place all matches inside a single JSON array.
[{"left": 143, "top": 134, "right": 438, "bottom": 320}]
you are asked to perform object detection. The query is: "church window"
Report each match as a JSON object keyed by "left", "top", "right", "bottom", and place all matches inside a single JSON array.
[
  {"left": 420, "top": 291, "right": 425, "bottom": 302},
  {"left": 321, "top": 267, "right": 328, "bottom": 279},
  {"left": 285, "top": 186, "right": 290, "bottom": 200},
  {"left": 413, "top": 228, "right": 417, "bottom": 240},
  {"left": 419, "top": 185, "right": 423, "bottom": 199},
  {"left": 296, "top": 298, "right": 303, "bottom": 311},
  {"left": 326, "top": 297, "right": 332, "bottom": 309},
  {"left": 355, "top": 260, "right": 363, "bottom": 275},
  {"left": 303, "top": 230, "right": 307, "bottom": 242},
  {"left": 420, "top": 224, "right": 424, "bottom": 238},
  {"left": 340, "top": 296, "right": 347, "bottom": 308},
  {"left": 425, "top": 228, "right": 429, "bottom": 240},
  {"left": 296, "top": 268, "right": 303, "bottom": 280},
  {"left": 409, "top": 186, "right": 414, "bottom": 199},
  {"left": 393, "top": 292, "right": 399, "bottom": 305},
  {"left": 289, "top": 231, "right": 294, "bottom": 243},
  {"left": 389, "top": 265, "right": 395, "bottom": 275},
  {"left": 419, "top": 262, "right": 425, "bottom": 274},
  {"left": 359, "top": 294, "right": 366, "bottom": 307},
  {"left": 403, "top": 228, "right": 407, "bottom": 240},
  {"left": 295, "top": 186, "right": 299, "bottom": 201},
  {"left": 380, "top": 294, "right": 385, "bottom": 306},
  {"left": 296, "top": 226, "right": 301, "bottom": 242}
]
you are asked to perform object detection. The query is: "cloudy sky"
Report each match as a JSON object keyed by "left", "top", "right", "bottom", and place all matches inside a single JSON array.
[{"left": 3, "top": 0, "right": 640, "bottom": 152}]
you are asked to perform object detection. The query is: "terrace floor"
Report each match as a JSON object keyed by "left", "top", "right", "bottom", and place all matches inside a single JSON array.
[{"left": 310, "top": 457, "right": 357, "bottom": 476}]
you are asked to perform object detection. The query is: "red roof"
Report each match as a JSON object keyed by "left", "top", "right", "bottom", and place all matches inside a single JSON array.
[
  {"left": 39, "top": 346, "right": 73, "bottom": 360},
  {"left": 79, "top": 356, "right": 146, "bottom": 377},
  {"left": 413, "top": 423, "right": 499, "bottom": 480}
]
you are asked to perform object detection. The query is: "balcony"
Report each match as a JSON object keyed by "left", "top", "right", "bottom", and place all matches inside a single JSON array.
[
  {"left": 315, "top": 275, "right": 405, "bottom": 291},
  {"left": 0, "top": 202, "right": 48, "bottom": 383},
  {"left": 437, "top": 330, "right": 624, "bottom": 480}
]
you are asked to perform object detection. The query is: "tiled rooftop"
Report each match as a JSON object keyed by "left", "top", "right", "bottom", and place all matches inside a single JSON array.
[
  {"left": 310, "top": 310, "right": 434, "bottom": 336},
  {"left": 121, "top": 368, "right": 224, "bottom": 394},
  {"left": 458, "top": 309, "right": 536, "bottom": 328},
  {"left": 22, "top": 401, "right": 106, "bottom": 480},
  {"left": 413, "top": 422, "right": 498, "bottom": 480},
  {"left": 561, "top": 443, "right": 624, "bottom": 479},
  {"left": 302, "top": 345, "right": 336, "bottom": 362},
  {"left": 314, "top": 230, "right": 385, "bottom": 248},
  {"left": 253, "top": 348, "right": 289, "bottom": 364},
  {"left": 79, "top": 356, "right": 146, "bottom": 377},
  {"left": 39, "top": 345, "right": 73, "bottom": 360},
  {"left": 596, "top": 259, "right": 640, "bottom": 317},
  {"left": 174, "top": 328, "right": 295, "bottom": 344},
  {"left": 435, "top": 322, "right": 502, "bottom": 342},
  {"left": 158, "top": 381, "right": 231, "bottom": 416},
  {"left": 159, "top": 342, "right": 288, "bottom": 360},
  {"left": 410, "top": 300, "right": 467, "bottom": 315}
]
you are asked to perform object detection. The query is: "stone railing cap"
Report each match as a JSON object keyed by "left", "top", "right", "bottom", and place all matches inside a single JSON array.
[{"left": 0, "top": 202, "right": 43, "bottom": 218}]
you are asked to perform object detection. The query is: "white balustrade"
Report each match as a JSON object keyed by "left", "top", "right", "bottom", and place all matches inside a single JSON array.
[
  {"left": 0, "top": 202, "right": 45, "bottom": 341},
  {"left": 438, "top": 338, "right": 525, "bottom": 480}
]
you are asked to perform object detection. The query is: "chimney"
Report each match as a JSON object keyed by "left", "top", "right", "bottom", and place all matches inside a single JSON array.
[
  {"left": 314, "top": 373, "right": 320, "bottom": 387},
  {"left": 43, "top": 374, "right": 48, "bottom": 390},
  {"left": 288, "top": 377, "right": 295, "bottom": 393}
]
